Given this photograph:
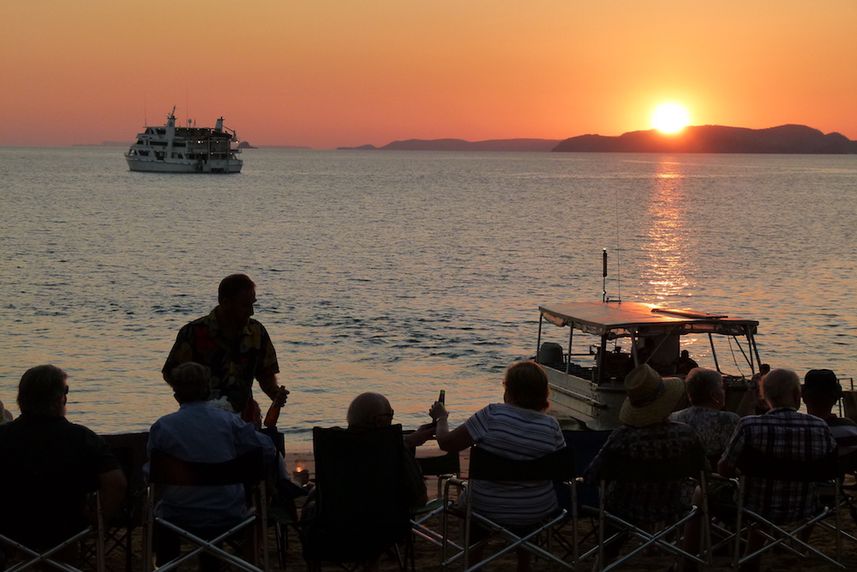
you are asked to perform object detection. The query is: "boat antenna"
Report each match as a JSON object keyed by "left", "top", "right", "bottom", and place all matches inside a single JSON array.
[
  {"left": 603, "top": 248, "right": 622, "bottom": 303},
  {"left": 602, "top": 248, "right": 608, "bottom": 302},
  {"left": 614, "top": 185, "right": 622, "bottom": 301},
  {"left": 143, "top": 93, "right": 148, "bottom": 126}
]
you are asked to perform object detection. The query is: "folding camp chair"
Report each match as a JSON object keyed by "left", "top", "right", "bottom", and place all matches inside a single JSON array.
[
  {"left": 142, "top": 448, "right": 268, "bottom": 572},
  {"left": 79, "top": 432, "right": 149, "bottom": 572},
  {"left": 0, "top": 493, "right": 105, "bottom": 572},
  {"left": 301, "top": 425, "right": 412, "bottom": 571},
  {"left": 559, "top": 429, "right": 613, "bottom": 563},
  {"left": 441, "top": 446, "right": 576, "bottom": 572},
  {"left": 595, "top": 446, "right": 710, "bottom": 572},
  {"left": 408, "top": 446, "right": 462, "bottom": 565},
  {"left": 730, "top": 449, "right": 847, "bottom": 570}
]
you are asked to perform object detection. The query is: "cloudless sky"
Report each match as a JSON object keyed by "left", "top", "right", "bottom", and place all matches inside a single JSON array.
[{"left": 1, "top": 0, "right": 854, "bottom": 147}]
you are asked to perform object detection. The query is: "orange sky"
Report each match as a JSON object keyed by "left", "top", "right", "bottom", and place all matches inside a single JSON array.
[{"left": 1, "top": 1, "right": 855, "bottom": 148}]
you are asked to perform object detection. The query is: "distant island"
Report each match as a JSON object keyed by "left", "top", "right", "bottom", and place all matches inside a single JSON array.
[
  {"left": 554, "top": 124, "right": 857, "bottom": 154},
  {"left": 338, "top": 138, "right": 560, "bottom": 152},
  {"left": 237, "top": 141, "right": 257, "bottom": 149},
  {"left": 341, "top": 124, "right": 857, "bottom": 154}
]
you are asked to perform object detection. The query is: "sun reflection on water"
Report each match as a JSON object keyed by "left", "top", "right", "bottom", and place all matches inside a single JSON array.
[{"left": 642, "top": 158, "right": 697, "bottom": 302}]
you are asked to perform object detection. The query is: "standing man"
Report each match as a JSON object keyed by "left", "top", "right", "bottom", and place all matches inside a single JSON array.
[{"left": 163, "top": 273, "right": 287, "bottom": 425}]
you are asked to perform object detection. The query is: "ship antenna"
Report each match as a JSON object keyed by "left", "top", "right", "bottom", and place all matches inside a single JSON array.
[{"left": 143, "top": 94, "right": 148, "bottom": 126}]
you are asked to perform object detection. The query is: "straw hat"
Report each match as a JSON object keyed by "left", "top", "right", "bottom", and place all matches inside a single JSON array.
[{"left": 619, "top": 364, "right": 685, "bottom": 427}]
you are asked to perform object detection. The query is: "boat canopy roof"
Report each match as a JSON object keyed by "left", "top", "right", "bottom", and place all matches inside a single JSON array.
[{"left": 539, "top": 301, "right": 758, "bottom": 337}]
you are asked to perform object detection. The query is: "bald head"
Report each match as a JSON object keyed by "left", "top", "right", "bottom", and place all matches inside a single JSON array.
[
  {"left": 347, "top": 392, "right": 394, "bottom": 429},
  {"left": 761, "top": 368, "right": 801, "bottom": 409}
]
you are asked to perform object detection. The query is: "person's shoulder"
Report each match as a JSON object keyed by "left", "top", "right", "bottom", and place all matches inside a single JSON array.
[
  {"left": 670, "top": 407, "right": 692, "bottom": 422},
  {"left": 828, "top": 416, "right": 857, "bottom": 428}
]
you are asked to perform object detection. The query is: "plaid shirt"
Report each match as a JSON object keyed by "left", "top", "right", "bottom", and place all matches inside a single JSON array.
[
  {"left": 163, "top": 309, "right": 279, "bottom": 413},
  {"left": 720, "top": 408, "right": 837, "bottom": 522},
  {"left": 586, "top": 422, "right": 704, "bottom": 523}
]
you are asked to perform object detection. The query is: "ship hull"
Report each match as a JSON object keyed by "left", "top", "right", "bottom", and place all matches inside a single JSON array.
[{"left": 125, "top": 156, "right": 242, "bottom": 174}]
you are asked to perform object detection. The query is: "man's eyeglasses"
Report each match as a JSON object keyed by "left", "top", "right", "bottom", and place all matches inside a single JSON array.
[{"left": 63, "top": 386, "right": 69, "bottom": 395}]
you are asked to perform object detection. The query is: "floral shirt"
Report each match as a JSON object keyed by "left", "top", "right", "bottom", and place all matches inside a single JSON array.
[
  {"left": 586, "top": 422, "right": 704, "bottom": 523},
  {"left": 670, "top": 406, "right": 739, "bottom": 458},
  {"left": 162, "top": 309, "right": 279, "bottom": 412}
]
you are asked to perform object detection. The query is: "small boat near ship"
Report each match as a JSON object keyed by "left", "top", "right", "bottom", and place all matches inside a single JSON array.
[{"left": 125, "top": 107, "right": 243, "bottom": 174}]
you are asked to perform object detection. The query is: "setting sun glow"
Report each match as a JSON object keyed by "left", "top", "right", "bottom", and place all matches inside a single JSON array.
[{"left": 651, "top": 103, "right": 691, "bottom": 134}]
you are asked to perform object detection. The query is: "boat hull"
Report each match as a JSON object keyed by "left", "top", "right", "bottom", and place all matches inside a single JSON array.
[
  {"left": 544, "top": 366, "right": 626, "bottom": 430},
  {"left": 125, "top": 156, "right": 242, "bottom": 174}
]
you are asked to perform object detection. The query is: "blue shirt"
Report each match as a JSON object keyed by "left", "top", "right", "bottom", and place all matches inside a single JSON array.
[{"left": 147, "top": 401, "right": 276, "bottom": 528}]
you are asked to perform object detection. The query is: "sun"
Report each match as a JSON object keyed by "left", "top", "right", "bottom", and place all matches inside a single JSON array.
[{"left": 651, "top": 102, "right": 691, "bottom": 134}]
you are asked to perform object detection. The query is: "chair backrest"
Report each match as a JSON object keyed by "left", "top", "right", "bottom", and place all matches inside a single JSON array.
[
  {"left": 468, "top": 446, "right": 575, "bottom": 482},
  {"left": 563, "top": 429, "right": 613, "bottom": 477},
  {"left": 307, "top": 425, "right": 410, "bottom": 562},
  {"left": 312, "top": 424, "right": 409, "bottom": 524},
  {"left": 599, "top": 446, "right": 706, "bottom": 482},
  {"left": 737, "top": 447, "right": 839, "bottom": 482},
  {"left": 148, "top": 448, "right": 265, "bottom": 486},
  {"left": 103, "top": 431, "right": 149, "bottom": 492}
]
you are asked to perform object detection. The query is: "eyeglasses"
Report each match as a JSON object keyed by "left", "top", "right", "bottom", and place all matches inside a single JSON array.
[{"left": 63, "top": 386, "right": 69, "bottom": 395}]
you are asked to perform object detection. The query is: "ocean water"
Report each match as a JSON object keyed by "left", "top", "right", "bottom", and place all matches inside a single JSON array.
[{"left": 0, "top": 147, "right": 855, "bottom": 446}]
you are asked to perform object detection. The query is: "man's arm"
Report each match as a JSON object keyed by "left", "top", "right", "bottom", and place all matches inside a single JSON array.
[{"left": 257, "top": 370, "right": 281, "bottom": 401}]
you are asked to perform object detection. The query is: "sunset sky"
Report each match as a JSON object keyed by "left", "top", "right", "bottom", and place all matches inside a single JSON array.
[{"left": 1, "top": 1, "right": 855, "bottom": 148}]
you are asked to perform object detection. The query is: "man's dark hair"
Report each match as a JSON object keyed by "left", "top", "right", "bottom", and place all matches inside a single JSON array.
[
  {"left": 218, "top": 274, "right": 255, "bottom": 303},
  {"left": 504, "top": 361, "right": 550, "bottom": 411},
  {"left": 18, "top": 365, "right": 67, "bottom": 416},
  {"left": 168, "top": 362, "right": 211, "bottom": 403}
]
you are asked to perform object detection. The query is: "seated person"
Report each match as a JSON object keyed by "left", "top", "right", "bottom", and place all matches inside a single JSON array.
[
  {"left": 432, "top": 361, "right": 566, "bottom": 572},
  {"left": 0, "top": 365, "right": 126, "bottom": 557},
  {"left": 302, "top": 392, "right": 429, "bottom": 521},
  {"left": 802, "top": 368, "right": 857, "bottom": 466},
  {"left": 719, "top": 368, "right": 837, "bottom": 572},
  {"left": 586, "top": 364, "right": 703, "bottom": 567},
  {"left": 675, "top": 350, "right": 700, "bottom": 376},
  {"left": 147, "top": 362, "right": 278, "bottom": 569},
  {"left": 670, "top": 367, "right": 739, "bottom": 460},
  {"left": 300, "top": 392, "right": 429, "bottom": 570}
]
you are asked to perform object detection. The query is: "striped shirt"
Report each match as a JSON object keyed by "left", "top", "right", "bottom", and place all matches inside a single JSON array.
[{"left": 464, "top": 403, "right": 566, "bottom": 525}]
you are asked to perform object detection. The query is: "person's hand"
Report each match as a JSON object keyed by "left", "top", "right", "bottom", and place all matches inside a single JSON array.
[
  {"left": 404, "top": 423, "right": 436, "bottom": 448},
  {"left": 429, "top": 401, "right": 448, "bottom": 422},
  {"left": 274, "top": 386, "right": 290, "bottom": 407}
]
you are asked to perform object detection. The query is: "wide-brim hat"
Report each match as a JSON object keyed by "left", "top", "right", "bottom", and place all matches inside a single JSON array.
[{"left": 619, "top": 364, "right": 685, "bottom": 427}]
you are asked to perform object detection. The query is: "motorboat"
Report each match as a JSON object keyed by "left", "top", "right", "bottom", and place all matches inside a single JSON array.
[{"left": 535, "top": 300, "right": 762, "bottom": 429}]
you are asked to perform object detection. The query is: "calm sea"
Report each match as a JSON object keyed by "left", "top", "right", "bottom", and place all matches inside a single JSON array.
[{"left": 1, "top": 147, "right": 855, "bottom": 446}]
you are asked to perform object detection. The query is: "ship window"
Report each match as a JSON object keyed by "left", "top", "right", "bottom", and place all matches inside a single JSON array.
[
  {"left": 157, "top": 128, "right": 166, "bottom": 135},
  {"left": 150, "top": 141, "right": 167, "bottom": 146},
  {"left": 136, "top": 139, "right": 144, "bottom": 145},
  {"left": 139, "top": 150, "right": 149, "bottom": 156},
  {"left": 173, "top": 141, "right": 185, "bottom": 147}
]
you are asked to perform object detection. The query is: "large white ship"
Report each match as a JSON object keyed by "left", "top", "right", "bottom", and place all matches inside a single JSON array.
[{"left": 125, "top": 107, "right": 243, "bottom": 173}]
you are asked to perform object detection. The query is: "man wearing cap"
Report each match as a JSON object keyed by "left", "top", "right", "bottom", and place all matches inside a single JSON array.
[
  {"left": 586, "top": 364, "right": 704, "bottom": 564},
  {"left": 802, "top": 369, "right": 857, "bottom": 463}
]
